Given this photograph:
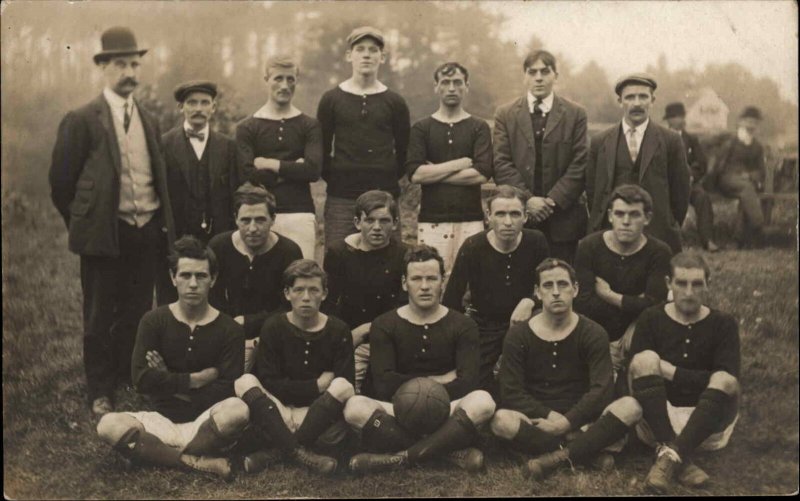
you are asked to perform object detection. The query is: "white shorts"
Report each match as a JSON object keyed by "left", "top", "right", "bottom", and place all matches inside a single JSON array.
[
  {"left": 417, "top": 221, "right": 484, "bottom": 277},
  {"left": 354, "top": 343, "right": 370, "bottom": 394},
  {"left": 272, "top": 212, "right": 317, "bottom": 260},
  {"left": 124, "top": 407, "right": 212, "bottom": 450},
  {"left": 636, "top": 401, "right": 739, "bottom": 451},
  {"left": 244, "top": 338, "right": 259, "bottom": 373}
]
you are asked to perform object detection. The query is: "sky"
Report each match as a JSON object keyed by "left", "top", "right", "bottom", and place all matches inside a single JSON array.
[{"left": 486, "top": 0, "right": 798, "bottom": 103}]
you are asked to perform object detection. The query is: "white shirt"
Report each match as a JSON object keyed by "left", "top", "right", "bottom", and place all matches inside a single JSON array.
[
  {"left": 526, "top": 91, "right": 554, "bottom": 115},
  {"left": 183, "top": 121, "right": 210, "bottom": 160},
  {"left": 622, "top": 118, "right": 649, "bottom": 148},
  {"left": 103, "top": 87, "right": 135, "bottom": 127}
]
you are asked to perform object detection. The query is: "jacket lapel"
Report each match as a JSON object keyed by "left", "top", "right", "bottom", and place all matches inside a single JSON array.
[
  {"left": 95, "top": 95, "right": 122, "bottom": 175},
  {"left": 174, "top": 129, "right": 197, "bottom": 189},
  {"left": 605, "top": 124, "right": 620, "bottom": 187},
  {"left": 543, "top": 95, "right": 564, "bottom": 140},
  {"left": 206, "top": 131, "right": 223, "bottom": 184},
  {"left": 638, "top": 123, "right": 660, "bottom": 182},
  {"left": 514, "top": 97, "right": 535, "bottom": 148}
]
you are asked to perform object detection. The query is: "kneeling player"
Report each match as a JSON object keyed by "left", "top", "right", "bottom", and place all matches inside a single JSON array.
[
  {"left": 490, "top": 259, "right": 642, "bottom": 480},
  {"left": 629, "top": 252, "right": 740, "bottom": 492},
  {"left": 96, "top": 236, "right": 247, "bottom": 480},
  {"left": 343, "top": 245, "right": 496, "bottom": 473},
  {"left": 235, "top": 260, "right": 355, "bottom": 475}
]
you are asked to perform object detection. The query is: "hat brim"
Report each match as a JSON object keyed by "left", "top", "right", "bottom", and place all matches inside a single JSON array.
[
  {"left": 175, "top": 88, "right": 218, "bottom": 102},
  {"left": 348, "top": 34, "right": 384, "bottom": 48},
  {"left": 94, "top": 48, "right": 148, "bottom": 64}
]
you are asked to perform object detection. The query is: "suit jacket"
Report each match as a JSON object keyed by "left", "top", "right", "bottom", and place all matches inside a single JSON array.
[
  {"left": 587, "top": 121, "right": 690, "bottom": 253},
  {"left": 680, "top": 130, "right": 707, "bottom": 183},
  {"left": 493, "top": 94, "right": 588, "bottom": 242},
  {"left": 49, "top": 94, "right": 175, "bottom": 257},
  {"left": 162, "top": 125, "right": 239, "bottom": 239}
]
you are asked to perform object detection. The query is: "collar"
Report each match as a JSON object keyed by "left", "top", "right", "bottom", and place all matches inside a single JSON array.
[
  {"left": 103, "top": 87, "right": 133, "bottom": 110},
  {"left": 527, "top": 92, "right": 554, "bottom": 114},
  {"left": 622, "top": 118, "right": 649, "bottom": 135},
  {"left": 183, "top": 121, "right": 210, "bottom": 140},
  {"left": 737, "top": 126, "right": 754, "bottom": 146}
]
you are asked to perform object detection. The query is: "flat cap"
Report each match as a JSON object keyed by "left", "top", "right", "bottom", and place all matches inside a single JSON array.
[
  {"left": 346, "top": 26, "right": 385, "bottom": 48},
  {"left": 173, "top": 80, "right": 218, "bottom": 102},
  {"left": 739, "top": 106, "right": 763, "bottom": 120},
  {"left": 614, "top": 73, "right": 657, "bottom": 96},
  {"left": 663, "top": 102, "right": 686, "bottom": 119}
]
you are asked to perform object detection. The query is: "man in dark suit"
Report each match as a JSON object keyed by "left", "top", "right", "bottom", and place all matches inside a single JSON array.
[
  {"left": 663, "top": 102, "right": 718, "bottom": 252},
  {"left": 493, "top": 50, "right": 588, "bottom": 263},
  {"left": 49, "top": 27, "right": 175, "bottom": 417},
  {"left": 586, "top": 74, "right": 690, "bottom": 254},
  {"left": 156, "top": 80, "right": 240, "bottom": 304}
]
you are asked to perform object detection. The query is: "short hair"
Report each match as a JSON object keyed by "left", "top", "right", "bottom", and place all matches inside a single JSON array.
[
  {"left": 607, "top": 184, "right": 654, "bottom": 214},
  {"left": 264, "top": 55, "right": 299, "bottom": 79},
  {"left": 433, "top": 62, "right": 469, "bottom": 84},
  {"left": 535, "top": 258, "right": 577, "bottom": 285},
  {"left": 354, "top": 189, "right": 398, "bottom": 220},
  {"left": 282, "top": 259, "right": 328, "bottom": 289},
  {"left": 233, "top": 182, "right": 277, "bottom": 218},
  {"left": 486, "top": 185, "right": 530, "bottom": 212},
  {"left": 668, "top": 252, "right": 711, "bottom": 281},
  {"left": 523, "top": 50, "right": 557, "bottom": 73},
  {"left": 168, "top": 235, "right": 218, "bottom": 277},
  {"left": 403, "top": 244, "right": 445, "bottom": 277}
]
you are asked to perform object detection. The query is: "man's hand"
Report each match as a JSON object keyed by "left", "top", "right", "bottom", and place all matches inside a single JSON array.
[
  {"left": 659, "top": 360, "right": 677, "bottom": 381},
  {"left": 532, "top": 411, "right": 571, "bottom": 436},
  {"left": 254, "top": 157, "right": 281, "bottom": 172},
  {"left": 234, "top": 316, "right": 245, "bottom": 326},
  {"left": 427, "top": 370, "right": 457, "bottom": 384},
  {"left": 317, "top": 371, "right": 335, "bottom": 392},
  {"left": 351, "top": 323, "right": 371, "bottom": 347},
  {"left": 146, "top": 350, "right": 167, "bottom": 371},
  {"left": 510, "top": 298, "right": 535, "bottom": 325},
  {"left": 189, "top": 367, "right": 219, "bottom": 389},
  {"left": 595, "top": 277, "right": 622, "bottom": 307},
  {"left": 526, "top": 197, "right": 556, "bottom": 223}
]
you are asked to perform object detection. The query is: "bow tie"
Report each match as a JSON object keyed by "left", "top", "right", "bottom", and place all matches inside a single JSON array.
[{"left": 185, "top": 129, "right": 205, "bottom": 141}]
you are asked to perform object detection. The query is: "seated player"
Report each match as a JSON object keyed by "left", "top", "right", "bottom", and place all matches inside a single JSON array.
[
  {"left": 490, "top": 258, "right": 642, "bottom": 480},
  {"left": 343, "top": 245, "right": 496, "bottom": 473},
  {"left": 629, "top": 252, "right": 740, "bottom": 492},
  {"left": 574, "top": 184, "right": 671, "bottom": 376},
  {"left": 443, "top": 185, "right": 550, "bottom": 395},
  {"left": 96, "top": 236, "right": 247, "bottom": 480},
  {"left": 234, "top": 260, "right": 355, "bottom": 475},
  {"left": 209, "top": 182, "right": 302, "bottom": 371}
]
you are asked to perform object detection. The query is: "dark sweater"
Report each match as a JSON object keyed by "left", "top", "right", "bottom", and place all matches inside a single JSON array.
[
  {"left": 131, "top": 306, "right": 244, "bottom": 423},
  {"left": 255, "top": 313, "right": 354, "bottom": 407},
  {"left": 406, "top": 116, "right": 493, "bottom": 222},
  {"left": 498, "top": 315, "right": 613, "bottom": 429},
  {"left": 322, "top": 238, "right": 407, "bottom": 329},
  {"left": 208, "top": 231, "right": 303, "bottom": 339},
  {"left": 369, "top": 309, "right": 479, "bottom": 402},
  {"left": 317, "top": 86, "right": 411, "bottom": 199},
  {"left": 235, "top": 113, "right": 322, "bottom": 214},
  {"left": 573, "top": 232, "right": 672, "bottom": 341},
  {"left": 443, "top": 229, "right": 550, "bottom": 323},
  {"left": 630, "top": 304, "right": 740, "bottom": 407}
]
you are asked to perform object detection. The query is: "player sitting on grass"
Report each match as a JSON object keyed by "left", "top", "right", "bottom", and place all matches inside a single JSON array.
[
  {"left": 629, "top": 252, "right": 740, "bottom": 492},
  {"left": 343, "top": 245, "right": 496, "bottom": 473},
  {"left": 96, "top": 235, "right": 247, "bottom": 480},
  {"left": 490, "top": 258, "right": 643, "bottom": 480},
  {"left": 234, "top": 259, "right": 355, "bottom": 476}
]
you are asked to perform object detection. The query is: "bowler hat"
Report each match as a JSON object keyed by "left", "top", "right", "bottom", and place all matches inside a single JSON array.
[
  {"left": 94, "top": 27, "right": 148, "bottom": 64},
  {"left": 740, "top": 106, "right": 763, "bottom": 120},
  {"left": 173, "top": 80, "right": 218, "bottom": 102},
  {"left": 346, "top": 26, "right": 385, "bottom": 49},
  {"left": 663, "top": 102, "right": 686, "bottom": 120},
  {"left": 614, "top": 73, "right": 657, "bottom": 96}
]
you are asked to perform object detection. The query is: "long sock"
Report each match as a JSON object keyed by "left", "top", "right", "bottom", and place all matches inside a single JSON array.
[
  {"left": 241, "top": 387, "right": 297, "bottom": 453},
  {"left": 631, "top": 375, "right": 675, "bottom": 443},
  {"left": 673, "top": 388, "right": 731, "bottom": 459},
  {"left": 115, "top": 428, "right": 182, "bottom": 467},
  {"left": 566, "top": 412, "right": 629, "bottom": 463},
  {"left": 510, "top": 420, "right": 562, "bottom": 455},
  {"left": 295, "top": 392, "right": 344, "bottom": 446},
  {"left": 183, "top": 417, "right": 235, "bottom": 455},
  {"left": 361, "top": 409, "right": 415, "bottom": 453},
  {"left": 407, "top": 408, "right": 477, "bottom": 463}
]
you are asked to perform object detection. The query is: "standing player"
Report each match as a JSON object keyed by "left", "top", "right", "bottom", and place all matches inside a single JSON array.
[
  {"left": 96, "top": 236, "right": 246, "bottom": 479},
  {"left": 234, "top": 260, "right": 355, "bottom": 475},
  {"left": 323, "top": 190, "right": 407, "bottom": 392},
  {"left": 629, "top": 253, "right": 740, "bottom": 492},
  {"left": 343, "top": 245, "right": 496, "bottom": 473},
  {"left": 490, "top": 259, "right": 642, "bottom": 480},
  {"left": 406, "top": 62, "right": 492, "bottom": 274},
  {"left": 317, "top": 26, "right": 410, "bottom": 249},
  {"left": 236, "top": 56, "right": 322, "bottom": 260},
  {"left": 443, "top": 185, "right": 550, "bottom": 395}
]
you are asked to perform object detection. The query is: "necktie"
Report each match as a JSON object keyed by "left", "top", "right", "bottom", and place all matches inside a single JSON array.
[
  {"left": 627, "top": 127, "right": 638, "bottom": 162},
  {"left": 123, "top": 102, "right": 131, "bottom": 133},
  {"left": 185, "top": 129, "right": 205, "bottom": 141},
  {"left": 533, "top": 98, "right": 543, "bottom": 116}
]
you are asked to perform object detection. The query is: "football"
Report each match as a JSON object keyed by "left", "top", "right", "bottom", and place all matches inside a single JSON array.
[{"left": 392, "top": 377, "right": 451, "bottom": 436}]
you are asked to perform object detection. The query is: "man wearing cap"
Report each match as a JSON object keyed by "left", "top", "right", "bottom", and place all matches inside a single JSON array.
[
  {"left": 586, "top": 73, "right": 690, "bottom": 254},
  {"left": 49, "top": 27, "right": 175, "bottom": 417},
  {"left": 493, "top": 50, "right": 588, "bottom": 264},
  {"left": 317, "top": 26, "right": 410, "bottom": 251},
  {"left": 663, "top": 102, "right": 717, "bottom": 252},
  {"left": 156, "top": 80, "right": 240, "bottom": 304}
]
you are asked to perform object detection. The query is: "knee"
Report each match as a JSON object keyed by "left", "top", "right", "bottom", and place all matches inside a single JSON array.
[
  {"left": 343, "top": 395, "right": 379, "bottom": 428},
  {"left": 326, "top": 377, "right": 355, "bottom": 402},
  {"left": 607, "top": 396, "right": 642, "bottom": 426},
  {"left": 96, "top": 413, "right": 144, "bottom": 446},
  {"left": 459, "top": 390, "right": 496, "bottom": 425},
  {"left": 708, "top": 371, "right": 739, "bottom": 396},
  {"left": 211, "top": 397, "right": 250, "bottom": 435},
  {"left": 629, "top": 350, "right": 661, "bottom": 377},
  {"left": 489, "top": 409, "right": 520, "bottom": 440},
  {"left": 234, "top": 373, "right": 261, "bottom": 398}
]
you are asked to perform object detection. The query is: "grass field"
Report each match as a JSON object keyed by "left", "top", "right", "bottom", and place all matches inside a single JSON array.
[{"left": 3, "top": 179, "right": 799, "bottom": 498}]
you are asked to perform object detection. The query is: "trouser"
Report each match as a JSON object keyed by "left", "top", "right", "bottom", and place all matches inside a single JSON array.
[
  {"left": 80, "top": 218, "right": 162, "bottom": 402},
  {"left": 272, "top": 212, "right": 317, "bottom": 260},
  {"left": 718, "top": 171, "right": 765, "bottom": 237},
  {"left": 690, "top": 183, "right": 715, "bottom": 247},
  {"left": 324, "top": 195, "right": 402, "bottom": 252}
]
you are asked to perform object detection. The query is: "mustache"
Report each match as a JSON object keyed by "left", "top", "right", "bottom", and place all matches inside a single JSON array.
[
  {"left": 191, "top": 112, "right": 207, "bottom": 118},
  {"left": 119, "top": 77, "right": 138, "bottom": 86}
]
